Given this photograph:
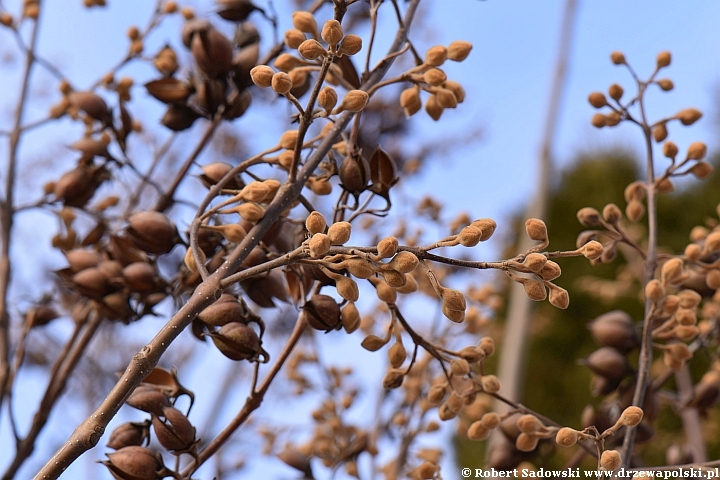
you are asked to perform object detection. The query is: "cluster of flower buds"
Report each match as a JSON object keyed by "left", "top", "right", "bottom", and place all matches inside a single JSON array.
[{"left": 399, "top": 41, "right": 472, "bottom": 120}]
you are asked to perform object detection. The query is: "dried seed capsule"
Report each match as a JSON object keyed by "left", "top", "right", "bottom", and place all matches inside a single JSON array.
[
  {"left": 555, "top": 427, "right": 578, "bottom": 447},
  {"left": 209, "top": 322, "right": 262, "bottom": 361},
  {"left": 102, "top": 446, "right": 163, "bottom": 480},
  {"left": 321, "top": 19, "right": 343, "bottom": 45},
  {"left": 338, "top": 34, "right": 362, "bottom": 56},
  {"left": 425, "top": 45, "right": 447, "bottom": 66},
  {"left": 107, "top": 421, "right": 150, "bottom": 450},
  {"left": 338, "top": 90, "right": 369, "bottom": 112},
  {"left": 292, "top": 11, "right": 317, "bottom": 36},
  {"left": 271, "top": 72, "right": 293, "bottom": 94},
  {"left": 377, "top": 236, "right": 398, "bottom": 258},
  {"left": 305, "top": 294, "right": 341, "bottom": 331},
  {"left": 588, "top": 92, "right": 607, "bottom": 108},
  {"left": 583, "top": 347, "right": 630, "bottom": 382},
  {"left": 305, "top": 211, "right": 326, "bottom": 234},
  {"left": 619, "top": 406, "right": 643, "bottom": 426},
  {"left": 656, "top": 51, "right": 671, "bottom": 68},
  {"left": 663, "top": 141, "right": 678, "bottom": 159},
  {"left": 127, "top": 385, "right": 170, "bottom": 416},
  {"left": 600, "top": 450, "right": 622, "bottom": 470},
  {"left": 250, "top": 65, "right": 274, "bottom": 88},
  {"left": 298, "top": 38, "right": 325, "bottom": 60},
  {"left": 657, "top": 78, "right": 674, "bottom": 91},
  {"left": 447, "top": 40, "right": 472, "bottom": 61},
  {"left": 525, "top": 218, "right": 548, "bottom": 242},
  {"left": 676, "top": 108, "right": 702, "bottom": 126},
  {"left": 608, "top": 83, "right": 623, "bottom": 101},
  {"left": 400, "top": 86, "right": 422, "bottom": 117},
  {"left": 152, "top": 406, "right": 196, "bottom": 451}
]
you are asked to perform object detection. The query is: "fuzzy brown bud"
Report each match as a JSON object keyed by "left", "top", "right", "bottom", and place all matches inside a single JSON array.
[
  {"left": 298, "top": 39, "right": 325, "bottom": 60},
  {"left": 271, "top": 72, "right": 293, "bottom": 94},
  {"left": 400, "top": 86, "right": 422, "bottom": 117},
  {"left": 588, "top": 92, "right": 608, "bottom": 108},
  {"left": 338, "top": 34, "right": 362, "bottom": 56},
  {"left": 284, "top": 29, "right": 306, "bottom": 49},
  {"left": 687, "top": 141, "right": 707, "bottom": 160},
  {"left": 480, "top": 374, "right": 500, "bottom": 393},
  {"left": 657, "top": 78, "right": 674, "bottom": 91},
  {"left": 250, "top": 65, "right": 274, "bottom": 88},
  {"left": 676, "top": 108, "right": 702, "bottom": 126},
  {"left": 525, "top": 218, "right": 548, "bottom": 242},
  {"left": 619, "top": 406, "right": 643, "bottom": 426},
  {"left": 690, "top": 162, "right": 713, "bottom": 179},
  {"left": 447, "top": 40, "right": 472, "bottom": 61},
  {"left": 591, "top": 113, "right": 607, "bottom": 128},
  {"left": 608, "top": 83, "right": 623, "bottom": 101},
  {"left": 582, "top": 241, "right": 604, "bottom": 260},
  {"left": 292, "top": 11, "right": 317, "bottom": 36},
  {"left": 318, "top": 86, "right": 338, "bottom": 112},
  {"left": 305, "top": 211, "right": 326, "bottom": 234},
  {"left": 377, "top": 237, "right": 398, "bottom": 258},
  {"left": 341, "top": 302, "right": 360, "bottom": 333},
  {"left": 653, "top": 123, "right": 668, "bottom": 142},
  {"left": 556, "top": 427, "right": 579, "bottom": 447},
  {"left": 338, "top": 90, "right": 369, "bottom": 112},
  {"left": 656, "top": 51, "right": 671, "bottom": 68},
  {"left": 309, "top": 233, "right": 331, "bottom": 257},
  {"left": 610, "top": 51, "right": 626, "bottom": 65},
  {"left": 424, "top": 45, "right": 448, "bottom": 66},
  {"left": 321, "top": 19, "right": 343, "bottom": 46},
  {"left": 327, "top": 221, "right": 351, "bottom": 245},
  {"left": 600, "top": 450, "right": 622, "bottom": 470},
  {"left": 467, "top": 422, "right": 490, "bottom": 441},
  {"left": 577, "top": 207, "right": 601, "bottom": 227}
]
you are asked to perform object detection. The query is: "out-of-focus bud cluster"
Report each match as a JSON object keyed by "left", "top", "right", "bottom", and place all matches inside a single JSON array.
[{"left": 399, "top": 41, "right": 472, "bottom": 120}]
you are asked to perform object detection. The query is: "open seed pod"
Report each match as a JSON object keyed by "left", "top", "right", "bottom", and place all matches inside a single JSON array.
[
  {"left": 126, "top": 211, "right": 179, "bottom": 255},
  {"left": 101, "top": 446, "right": 165, "bottom": 480},
  {"left": 207, "top": 322, "right": 266, "bottom": 362}
]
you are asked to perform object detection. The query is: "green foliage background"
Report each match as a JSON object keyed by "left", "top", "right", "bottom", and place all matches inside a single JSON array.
[{"left": 458, "top": 150, "right": 720, "bottom": 469}]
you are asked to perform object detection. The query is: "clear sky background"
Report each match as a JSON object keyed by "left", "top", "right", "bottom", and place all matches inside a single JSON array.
[{"left": 2, "top": 1, "right": 720, "bottom": 479}]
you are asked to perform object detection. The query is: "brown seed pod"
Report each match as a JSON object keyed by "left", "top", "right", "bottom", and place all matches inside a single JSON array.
[
  {"left": 127, "top": 211, "right": 178, "bottom": 255},
  {"left": 68, "top": 91, "right": 109, "bottom": 122},
  {"left": 208, "top": 322, "right": 263, "bottom": 361},
  {"left": 216, "top": 0, "right": 258, "bottom": 22},
  {"left": 161, "top": 104, "right": 200, "bottom": 131},
  {"left": 582, "top": 347, "right": 631, "bottom": 382},
  {"left": 588, "top": 310, "right": 638, "bottom": 353},
  {"left": 102, "top": 446, "right": 163, "bottom": 480},
  {"left": 127, "top": 385, "right": 171, "bottom": 416},
  {"left": 191, "top": 28, "right": 233, "bottom": 78},
  {"left": 304, "top": 294, "right": 341, "bottom": 331},
  {"left": 122, "top": 262, "right": 158, "bottom": 293},
  {"left": 107, "top": 421, "right": 150, "bottom": 450},
  {"left": 159, "top": 406, "right": 196, "bottom": 449}
]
